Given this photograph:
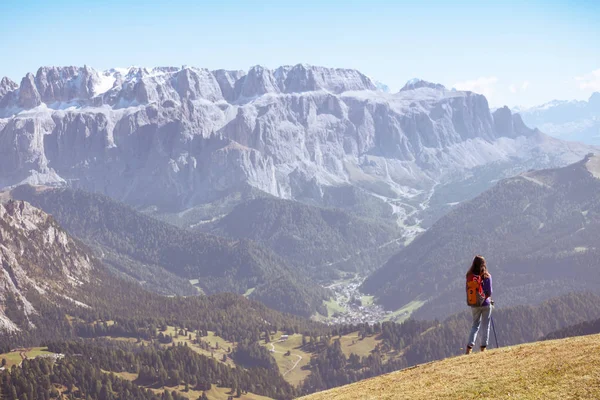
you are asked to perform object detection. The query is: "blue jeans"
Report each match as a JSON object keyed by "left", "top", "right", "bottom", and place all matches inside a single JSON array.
[{"left": 467, "top": 305, "right": 492, "bottom": 348}]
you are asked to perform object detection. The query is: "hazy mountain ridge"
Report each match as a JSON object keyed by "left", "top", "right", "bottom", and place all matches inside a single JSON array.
[
  {"left": 0, "top": 64, "right": 592, "bottom": 228},
  {"left": 362, "top": 154, "right": 600, "bottom": 317},
  {"left": 9, "top": 185, "right": 331, "bottom": 317},
  {"left": 515, "top": 92, "right": 600, "bottom": 144}
]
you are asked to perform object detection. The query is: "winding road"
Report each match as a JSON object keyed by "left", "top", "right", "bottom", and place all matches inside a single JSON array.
[{"left": 269, "top": 341, "right": 303, "bottom": 377}]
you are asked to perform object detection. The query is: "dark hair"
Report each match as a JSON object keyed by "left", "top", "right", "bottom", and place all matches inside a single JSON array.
[{"left": 467, "top": 255, "right": 490, "bottom": 278}]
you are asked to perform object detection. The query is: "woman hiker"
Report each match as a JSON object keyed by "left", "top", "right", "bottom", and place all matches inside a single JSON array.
[{"left": 465, "top": 255, "right": 493, "bottom": 354}]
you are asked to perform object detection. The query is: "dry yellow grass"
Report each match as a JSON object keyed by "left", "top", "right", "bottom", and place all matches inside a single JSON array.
[
  {"left": 261, "top": 333, "right": 312, "bottom": 386},
  {"left": 301, "top": 334, "right": 600, "bottom": 400},
  {"left": 334, "top": 333, "right": 381, "bottom": 358}
]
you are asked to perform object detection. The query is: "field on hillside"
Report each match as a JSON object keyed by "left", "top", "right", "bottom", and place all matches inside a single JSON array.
[
  {"left": 335, "top": 332, "right": 381, "bottom": 358},
  {"left": 112, "top": 371, "right": 272, "bottom": 400},
  {"left": 383, "top": 299, "right": 425, "bottom": 323},
  {"left": 103, "top": 325, "right": 237, "bottom": 367},
  {"left": 160, "top": 327, "right": 236, "bottom": 367},
  {"left": 0, "top": 347, "right": 55, "bottom": 368},
  {"left": 260, "top": 333, "right": 312, "bottom": 386},
  {"left": 261, "top": 331, "right": 387, "bottom": 387},
  {"left": 302, "top": 334, "right": 600, "bottom": 400}
]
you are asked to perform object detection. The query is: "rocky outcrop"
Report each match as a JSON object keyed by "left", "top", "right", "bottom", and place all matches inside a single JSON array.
[
  {"left": 0, "top": 200, "right": 94, "bottom": 331},
  {"left": 18, "top": 73, "right": 41, "bottom": 109},
  {"left": 493, "top": 106, "right": 535, "bottom": 138},
  {"left": 0, "top": 77, "right": 18, "bottom": 98}
]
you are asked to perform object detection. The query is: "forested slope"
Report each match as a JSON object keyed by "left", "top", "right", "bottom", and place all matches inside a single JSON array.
[
  {"left": 11, "top": 185, "right": 330, "bottom": 317},
  {"left": 202, "top": 197, "right": 402, "bottom": 280},
  {"left": 544, "top": 316, "right": 600, "bottom": 340}
]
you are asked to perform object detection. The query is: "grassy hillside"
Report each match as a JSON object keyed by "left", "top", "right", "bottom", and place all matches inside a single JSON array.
[
  {"left": 301, "top": 333, "right": 600, "bottom": 400},
  {"left": 10, "top": 185, "right": 330, "bottom": 317},
  {"left": 362, "top": 154, "right": 600, "bottom": 318},
  {"left": 201, "top": 197, "right": 402, "bottom": 280}
]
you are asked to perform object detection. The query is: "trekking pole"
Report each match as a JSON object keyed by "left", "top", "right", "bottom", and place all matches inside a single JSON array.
[
  {"left": 491, "top": 316, "right": 499, "bottom": 348},
  {"left": 490, "top": 300, "right": 499, "bottom": 348}
]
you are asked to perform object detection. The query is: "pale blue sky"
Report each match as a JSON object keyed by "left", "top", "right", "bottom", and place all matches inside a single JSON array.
[{"left": 1, "top": 0, "right": 599, "bottom": 107}]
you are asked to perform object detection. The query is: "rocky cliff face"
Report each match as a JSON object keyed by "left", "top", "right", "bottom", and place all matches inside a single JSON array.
[
  {"left": 0, "top": 199, "right": 94, "bottom": 331},
  {"left": 0, "top": 64, "right": 593, "bottom": 221}
]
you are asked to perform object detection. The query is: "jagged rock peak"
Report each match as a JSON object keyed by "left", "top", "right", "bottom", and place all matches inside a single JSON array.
[
  {"left": 492, "top": 106, "right": 536, "bottom": 138},
  {"left": 34, "top": 65, "right": 103, "bottom": 103},
  {"left": 276, "top": 64, "right": 377, "bottom": 93},
  {"left": 400, "top": 78, "right": 446, "bottom": 92},
  {"left": 0, "top": 77, "right": 18, "bottom": 96},
  {"left": 2, "top": 64, "right": 384, "bottom": 111},
  {"left": 239, "top": 65, "right": 281, "bottom": 98},
  {"left": 18, "top": 73, "right": 41, "bottom": 108}
]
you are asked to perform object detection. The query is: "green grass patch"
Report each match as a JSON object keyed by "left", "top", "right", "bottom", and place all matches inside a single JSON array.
[
  {"left": 0, "top": 347, "right": 55, "bottom": 368},
  {"left": 324, "top": 298, "right": 346, "bottom": 318},
  {"left": 335, "top": 332, "right": 381, "bottom": 358},
  {"left": 0, "top": 352, "right": 23, "bottom": 368},
  {"left": 360, "top": 295, "right": 374, "bottom": 306},
  {"left": 25, "top": 348, "right": 54, "bottom": 358},
  {"left": 384, "top": 299, "right": 426, "bottom": 323}
]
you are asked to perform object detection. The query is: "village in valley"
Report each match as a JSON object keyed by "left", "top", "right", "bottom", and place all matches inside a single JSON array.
[{"left": 322, "top": 275, "right": 396, "bottom": 325}]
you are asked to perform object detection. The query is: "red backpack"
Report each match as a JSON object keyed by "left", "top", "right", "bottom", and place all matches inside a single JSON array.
[{"left": 466, "top": 273, "right": 485, "bottom": 307}]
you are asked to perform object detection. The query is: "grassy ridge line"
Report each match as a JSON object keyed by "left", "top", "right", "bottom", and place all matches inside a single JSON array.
[{"left": 301, "top": 333, "right": 600, "bottom": 400}]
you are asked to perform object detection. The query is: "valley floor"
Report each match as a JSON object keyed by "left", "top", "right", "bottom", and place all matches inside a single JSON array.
[
  {"left": 301, "top": 333, "right": 600, "bottom": 400},
  {"left": 316, "top": 275, "right": 396, "bottom": 325}
]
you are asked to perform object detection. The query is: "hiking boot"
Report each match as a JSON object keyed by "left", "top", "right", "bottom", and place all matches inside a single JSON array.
[
  {"left": 480, "top": 346, "right": 487, "bottom": 352},
  {"left": 465, "top": 346, "right": 473, "bottom": 355}
]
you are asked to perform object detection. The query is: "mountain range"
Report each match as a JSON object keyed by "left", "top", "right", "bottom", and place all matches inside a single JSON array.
[
  {"left": 362, "top": 154, "right": 600, "bottom": 318},
  {"left": 0, "top": 65, "right": 593, "bottom": 235},
  {"left": 515, "top": 92, "right": 600, "bottom": 145}
]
